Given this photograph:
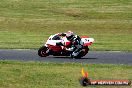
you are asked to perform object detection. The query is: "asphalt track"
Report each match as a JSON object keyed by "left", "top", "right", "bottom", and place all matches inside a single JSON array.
[{"left": 0, "top": 49, "right": 132, "bottom": 65}]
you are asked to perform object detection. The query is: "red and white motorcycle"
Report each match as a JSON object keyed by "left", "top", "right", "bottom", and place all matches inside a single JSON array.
[{"left": 38, "top": 33, "right": 94, "bottom": 58}]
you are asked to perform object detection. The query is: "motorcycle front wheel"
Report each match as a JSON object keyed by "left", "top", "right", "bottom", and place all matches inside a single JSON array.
[{"left": 73, "top": 46, "right": 89, "bottom": 59}]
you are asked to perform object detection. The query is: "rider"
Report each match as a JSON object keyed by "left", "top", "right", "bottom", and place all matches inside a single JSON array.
[{"left": 66, "top": 31, "right": 83, "bottom": 58}]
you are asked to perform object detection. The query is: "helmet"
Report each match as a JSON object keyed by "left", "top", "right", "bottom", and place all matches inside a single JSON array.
[
  {"left": 67, "top": 31, "right": 73, "bottom": 34},
  {"left": 66, "top": 31, "right": 74, "bottom": 41}
]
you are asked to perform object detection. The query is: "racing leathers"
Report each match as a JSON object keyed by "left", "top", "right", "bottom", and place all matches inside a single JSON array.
[
  {"left": 67, "top": 35, "right": 83, "bottom": 57},
  {"left": 57, "top": 32, "right": 83, "bottom": 57}
]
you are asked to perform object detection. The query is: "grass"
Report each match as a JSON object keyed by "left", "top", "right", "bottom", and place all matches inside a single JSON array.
[
  {"left": 0, "top": 0, "right": 132, "bottom": 50},
  {"left": 0, "top": 61, "right": 131, "bottom": 88},
  {"left": 0, "top": 1, "right": 131, "bottom": 88}
]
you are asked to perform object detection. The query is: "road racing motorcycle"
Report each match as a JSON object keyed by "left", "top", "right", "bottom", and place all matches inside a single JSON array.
[{"left": 38, "top": 33, "right": 94, "bottom": 58}]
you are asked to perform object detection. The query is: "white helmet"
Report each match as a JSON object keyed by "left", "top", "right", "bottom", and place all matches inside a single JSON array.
[
  {"left": 66, "top": 31, "right": 74, "bottom": 36},
  {"left": 66, "top": 31, "right": 74, "bottom": 40}
]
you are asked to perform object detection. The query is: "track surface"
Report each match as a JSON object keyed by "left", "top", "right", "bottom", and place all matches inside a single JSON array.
[{"left": 0, "top": 49, "right": 132, "bottom": 65}]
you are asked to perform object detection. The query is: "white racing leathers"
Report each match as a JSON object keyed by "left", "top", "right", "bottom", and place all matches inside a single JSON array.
[{"left": 70, "top": 35, "right": 83, "bottom": 57}]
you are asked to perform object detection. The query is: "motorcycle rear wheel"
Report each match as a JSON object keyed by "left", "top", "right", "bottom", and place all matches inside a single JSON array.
[{"left": 38, "top": 46, "right": 48, "bottom": 57}]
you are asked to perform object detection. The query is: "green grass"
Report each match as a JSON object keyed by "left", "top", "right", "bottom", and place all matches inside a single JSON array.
[
  {"left": 0, "top": 0, "right": 132, "bottom": 51},
  {"left": 0, "top": 61, "right": 131, "bottom": 88}
]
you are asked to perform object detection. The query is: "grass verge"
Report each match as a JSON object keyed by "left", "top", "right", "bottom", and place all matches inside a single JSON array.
[
  {"left": 0, "top": 60, "right": 132, "bottom": 88},
  {"left": 0, "top": 0, "right": 132, "bottom": 51}
]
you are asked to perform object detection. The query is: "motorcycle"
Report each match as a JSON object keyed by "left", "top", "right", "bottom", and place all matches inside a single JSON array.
[{"left": 38, "top": 33, "right": 94, "bottom": 58}]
